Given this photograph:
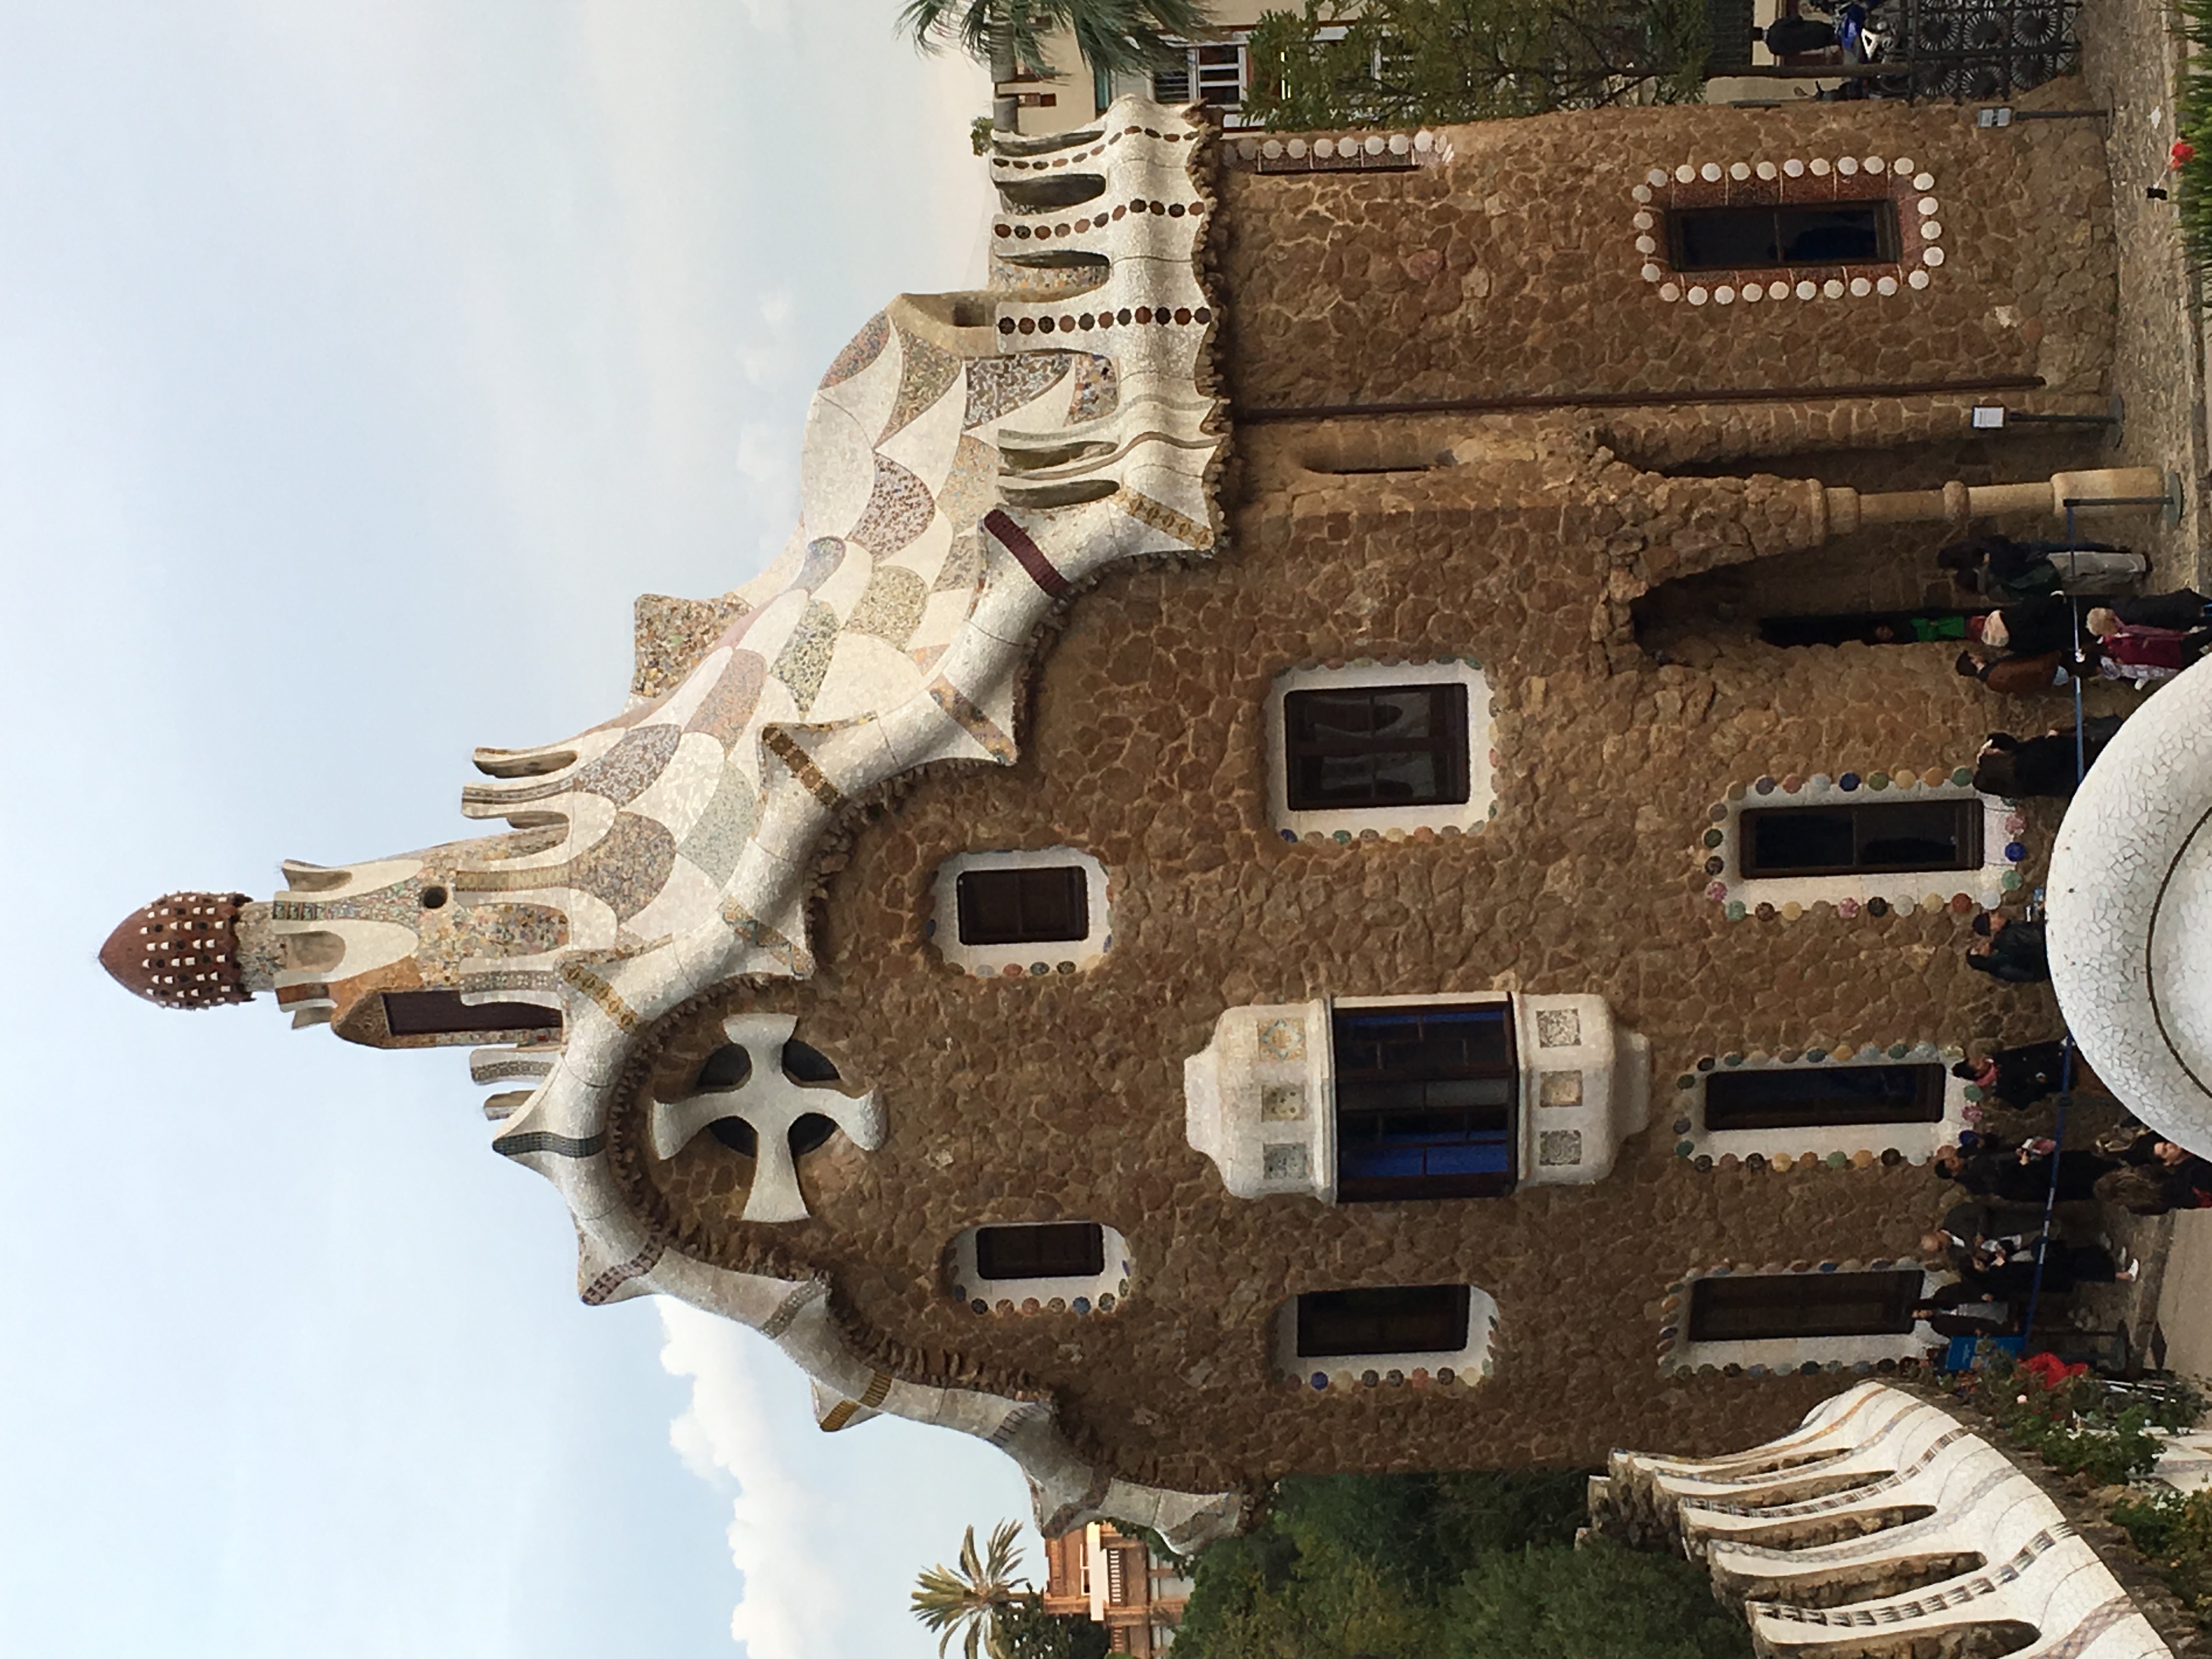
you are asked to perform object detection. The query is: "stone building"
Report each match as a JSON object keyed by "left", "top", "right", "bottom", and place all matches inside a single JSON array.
[
  {"left": 103, "top": 91, "right": 2175, "bottom": 1549},
  {"left": 1042, "top": 1521, "right": 1194, "bottom": 1653}
]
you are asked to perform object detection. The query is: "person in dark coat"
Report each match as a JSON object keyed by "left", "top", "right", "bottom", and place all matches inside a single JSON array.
[
  {"left": 1977, "top": 594, "right": 2091, "bottom": 658},
  {"left": 1957, "top": 647, "right": 2091, "bottom": 695},
  {"left": 1972, "top": 719, "right": 2124, "bottom": 798},
  {"left": 2119, "top": 1131, "right": 2212, "bottom": 1209},
  {"left": 1968, "top": 1234, "right": 2132, "bottom": 1295},
  {"left": 1912, "top": 1280, "right": 2018, "bottom": 1339},
  {"left": 1952, "top": 1040, "right": 2073, "bottom": 1109},
  {"left": 2113, "top": 589, "right": 2212, "bottom": 631},
  {"left": 1934, "top": 1137, "right": 2118, "bottom": 1204},
  {"left": 1760, "top": 15, "right": 1838, "bottom": 53},
  {"left": 1939, "top": 536, "right": 2140, "bottom": 602},
  {"left": 1967, "top": 914, "right": 2049, "bottom": 984}
]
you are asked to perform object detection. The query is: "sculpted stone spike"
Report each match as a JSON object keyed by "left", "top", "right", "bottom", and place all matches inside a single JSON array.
[{"left": 648, "top": 1012, "right": 884, "bottom": 1222}]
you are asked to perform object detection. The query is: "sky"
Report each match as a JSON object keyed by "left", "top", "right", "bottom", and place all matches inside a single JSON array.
[{"left": 0, "top": 4, "right": 1048, "bottom": 1656}]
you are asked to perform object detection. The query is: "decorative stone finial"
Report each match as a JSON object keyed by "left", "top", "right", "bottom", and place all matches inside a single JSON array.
[{"left": 99, "top": 891, "right": 255, "bottom": 1009}]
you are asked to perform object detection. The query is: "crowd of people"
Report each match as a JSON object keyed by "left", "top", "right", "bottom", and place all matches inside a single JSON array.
[
  {"left": 1938, "top": 535, "right": 2212, "bottom": 692},
  {"left": 1911, "top": 1037, "right": 2212, "bottom": 1353},
  {"left": 1759, "top": 532, "right": 2207, "bottom": 1367}
]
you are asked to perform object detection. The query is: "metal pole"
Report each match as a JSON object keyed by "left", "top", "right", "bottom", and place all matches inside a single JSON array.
[{"left": 1237, "top": 375, "right": 2047, "bottom": 424}]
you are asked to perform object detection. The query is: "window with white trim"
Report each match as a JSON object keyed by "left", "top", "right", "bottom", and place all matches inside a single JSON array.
[
  {"left": 1184, "top": 992, "right": 1650, "bottom": 1200},
  {"left": 1670, "top": 1043, "right": 1969, "bottom": 1169},
  {"left": 1700, "top": 771, "right": 2019, "bottom": 921},
  {"left": 930, "top": 848, "right": 1111, "bottom": 979},
  {"left": 1660, "top": 1265, "right": 1941, "bottom": 1375},
  {"left": 949, "top": 1221, "right": 1132, "bottom": 1316},
  {"left": 1274, "top": 1283, "right": 1499, "bottom": 1392},
  {"left": 1266, "top": 658, "right": 1494, "bottom": 844}
]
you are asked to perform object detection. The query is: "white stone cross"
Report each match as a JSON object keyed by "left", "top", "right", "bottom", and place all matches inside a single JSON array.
[{"left": 649, "top": 1012, "right": 884, "bottom": 1223}]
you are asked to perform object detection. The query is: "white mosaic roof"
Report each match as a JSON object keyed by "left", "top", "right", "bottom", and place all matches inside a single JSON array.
[{"left": 2048, "top": 653, "right": 2212, "bottom": 1156}]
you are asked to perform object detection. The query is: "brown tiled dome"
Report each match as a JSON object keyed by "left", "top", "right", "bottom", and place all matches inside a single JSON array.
[{"left": 100, "top": 891, "right": 255, "bottom": 1009}]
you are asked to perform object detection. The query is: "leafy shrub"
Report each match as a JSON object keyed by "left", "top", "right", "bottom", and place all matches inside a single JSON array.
[
  {"left": 1172, "top": 1472, "right": 1750, "bottom": 1659},
  {"left": 2113, "top": 1486, "right": 2212, "bottom": 1626},
  {"left": 1946, "top": 1351, "right": 2196, "bottom": 1485},
  {"left": 1442, "top": 1537, "right": 1752, "bottom": 1659}
]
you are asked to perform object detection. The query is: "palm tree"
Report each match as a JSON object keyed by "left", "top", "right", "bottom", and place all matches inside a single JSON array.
[
  {"left": 898, "top": 0, "right": 1215, "bottom": 87},
  {"left": 911, "top": 1521, "right": 1030, "bottom": 1659}
]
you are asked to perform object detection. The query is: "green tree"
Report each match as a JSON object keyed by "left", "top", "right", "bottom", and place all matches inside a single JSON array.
[
  {"left": 912, "top": 1522, "right": 1031, "bottom": 1659},
  {"left": 1441, "top": 1536, "right": 1750, "bottom": 1659},
  {"left": 1241, "top": 0, "right": 1711, "bottom": 131},
  {"left": 998, "top": 1595, "right": 1112, "bottom": 1659},
  {"left": 1172, "top": 1472, "right": 1752, "bottom": 1659},
  {"left": 898, "top": 0, "right": 1216, "bottom": 84}
]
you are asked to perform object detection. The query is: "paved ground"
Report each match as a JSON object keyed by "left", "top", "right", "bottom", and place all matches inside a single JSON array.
[
  {"left": 2157, "top": 1211, "right": 2212, "bottom": 1383},
  {"left": 2076, "top": 0, "right": 2212, "bottom": 589},
  {"left": 2058, "top": 0, "right": 2212, "bottom": 1377}
]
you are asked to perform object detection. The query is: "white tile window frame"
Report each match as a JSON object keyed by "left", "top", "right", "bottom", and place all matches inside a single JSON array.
[
  {"left": 1668, "top": 1041, "right": 1971, "bottom": 1169},
  {"left": 1273, "top": 1285, "right": 1500, "bottom": 1394},
  {"left": 929, "top": 847, "right": 1111, "bottom": 979},
  {"left": 949, "top": 1222, "right": 1133, "bottom": 1316},
  {"left": 1659, "top": 1264, "right": 1947, "bottom": 1376},
  {"left": 1700, "top": 771, "right": 2023, "bottom": 921},
  {"left": 1265, "top": 656, "right": 1496, "bottom": 845},
  {"left": 1630, "top": 154, "right": 1946, "bottom": 307},
  {"left": 1182, "top": 991, "right": 1649, "bottom": 1200}
]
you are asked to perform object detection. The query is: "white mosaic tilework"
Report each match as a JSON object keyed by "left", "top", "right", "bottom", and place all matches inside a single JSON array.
[
  {"left": 2049, "top": 652, "right": 2212, "bottom": 1155},
  {"left": 247, "top": 98, "right": 1238, "bottom": 1554},
  {"left": 1602, "top": 1384, "right": 2176, "bottom": 1659}
]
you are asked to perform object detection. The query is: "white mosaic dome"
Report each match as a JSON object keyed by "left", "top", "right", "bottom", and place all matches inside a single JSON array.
[{"left": 2047, "top": 654, "right": 2212, "bottom": 1155}]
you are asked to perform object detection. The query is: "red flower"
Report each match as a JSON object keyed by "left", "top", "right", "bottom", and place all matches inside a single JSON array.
[
  {"left": 2021, "top": 1351, "right": 2087, "bottom": 1389},
  {"left": 2171, "top": 140, "right": 2197, "bottom": 170}
]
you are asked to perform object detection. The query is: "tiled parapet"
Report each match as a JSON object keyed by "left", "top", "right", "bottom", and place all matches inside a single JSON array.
[
  {"left": 436, "top": 97, "right": 1231, "bottom": 1544},
  {"left": 1593, "top": 1384, "right": 2179, "bottom": 1659},
  {"left": 2049, "top": 652, "right": 2212, "bottom": 1154},
  {"left": 1183, "top": 991, "right": 1650, "bottom": 1200}
]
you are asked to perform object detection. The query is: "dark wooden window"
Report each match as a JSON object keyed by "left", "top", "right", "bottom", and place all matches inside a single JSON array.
[
  {"left": 955, "top": 866, "right": 1089, "bottom": 946},
  {"left": 1686, "top": 1270, "right": 1923, "bottom": 1343},
  {"left": 1296, "top": 1284, "right": 1472, "bottom": 1358},
  {"left": 1740, "top": 800, "right": 1982, "bottom": 878},
  {"left": 1705, "top": 1063, "right": 1948, "bottom": 1131},
  {"left": 1667, "top": 201, "right": 1899, "bottom": 271},
  {"left": 975, "top": 1222, "right": 1107, "bottom": 1281},
  {"left": 1333, "top": 1002, "right": 1517, "bottom": 1200},
  {"left": 1284, "top": 682, "right": 1470, "bottom": 812},
  {"left": 382, "top": 990, "right": 561, "bottom": 1036}
]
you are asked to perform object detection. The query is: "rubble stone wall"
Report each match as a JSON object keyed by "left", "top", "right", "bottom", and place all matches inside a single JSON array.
[
  {"left": 602, "top": 411, "right": 2092, "bottom": 1497},
  {"left": 1218, "top": 93, "right": 2114, "bottom": 417}
]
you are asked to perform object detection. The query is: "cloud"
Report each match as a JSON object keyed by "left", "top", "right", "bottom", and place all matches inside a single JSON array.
[{"left": 658, "top": 1301, "right": 844, "bottom": 1659}]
